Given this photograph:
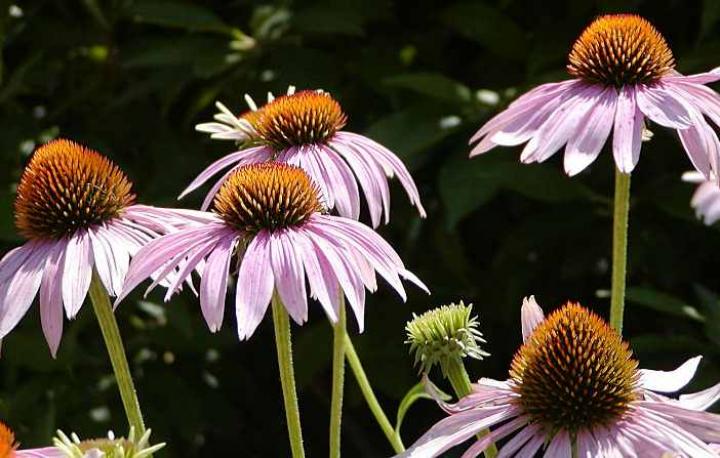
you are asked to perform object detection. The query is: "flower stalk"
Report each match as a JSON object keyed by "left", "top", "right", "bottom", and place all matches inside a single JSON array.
[
  {"left": 345, "top": 335, "right": 405, "bottom": 453},
  {"left": 329, "top": 299, "right": 347, "bottom": 458},
  {"left": 610, "top": 168, "right": 631, "bottom": 333},
  {"left": 271, "top": 292, "right": 305, "bottom": 458},
  {"left": 88, "top": 271, "right": 147, "bottom": 439}
]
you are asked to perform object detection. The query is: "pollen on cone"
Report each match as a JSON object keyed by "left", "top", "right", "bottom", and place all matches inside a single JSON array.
[
  {"left": 568, "top": 14, "right": 675, "bottom": 86},
  {"left": 14, "top": 139, "right": 135, "bottom": 240}
]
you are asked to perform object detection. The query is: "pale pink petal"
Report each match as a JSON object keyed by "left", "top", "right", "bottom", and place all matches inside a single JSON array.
[
  {"left": 639, "top": 356, "right": 702, "bottom": 392},
  {"left": 460, "top": 416, "right": 528, "bottom": 458},
  {"left": 199, "top": 234, "right": 235, "bottom": 332},
  {"left": 0, "top": 244, "right": 34, "bottom": 283},
  {"left": 513, "top": 431, "right": 545, "bottom": 458},
  {"left": 666, "top": 68, "right": 720, "bottom": 85},
  {"left": 636, "top": 85, "right": 693, "bottom": 129},
  {"left": 563, "top": 87, "right": 617, "bottom": 176},
  {"left": 315, "top": 145, "right": 361, "bottom": 220},
  {"left": 520, "top": 295, "right": 544, "bottom": 342},
  {"left": 88, "top": 226, "right": 120, "bottom": 297},
  {"left": 62, "top": 231, "right": 93, "bottom": 319},
  {"left": 16, "top": 447, "right": 66, "bottom": 458},
  {"left": 0, "top": 241, "right": 48, "bottom": 338},
  {"left": 613, "top": 85, "right": 644, "bottom": 173},
  {"left": 496, "top": 423, "right": 541, "bottom": 457},
  {"left": 395, "top": 406, "right": 518, "bottom": 458},
  {"left": 269, "top": 230, "right": 308, "bottom": 326},
  {"left": 236, "top": 232, "right": 274, "bottom": 340},
  {"left": 542, "top": 430, "right": 571, "bottom": 458},
  {"left": 291, "top": 230, "right": 338, "bottom": 322},
  {"left": 40, "top": 244, "right": 65, "bottom": 357},
  {"left": 520, "top": 84, "right": 601, "bottom": 164},
  {"left": 678, "top": 381, "right": 720, "bottom": 411},
  {"left": 178, "top": 146, "right": 272, "bottom": 199}
]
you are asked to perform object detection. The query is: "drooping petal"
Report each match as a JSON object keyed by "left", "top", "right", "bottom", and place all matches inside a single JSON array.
[
  {"left": 677, "top": 381, "right": 720, "bottom": 411},
  {"left": 636, "top": 85, "right": 693, "bottom": 129},
  {"left": 520, "top": 295, "right": 544, "bottom": 342},
  {"left": 495, "top": 423, "right": 542, "bottom": 457},
  {"left": 291, "top": 230, "right": 339, "bottom": 322},
  {"left": 563, "top": 87, "right": 617, "bottom": 176},
  {"left": 639, "top": 355, "right": 703, "bottom": 393},
  {"left": 39, "top": 244, "right": 65, "bottom": 357},
  {"left": 236, "top": 232, "right": 274, "bottom": 340},
  {"left": 16, "top": 447, "right": 67, "bottom": 458},
  {"left": 395, "top": 406, "right": 518, "bottom": 458},
  {"left": 178, "top": 146, "right": 272, "bottom": 200},
  {"left": 199, "top": 234, "right": 236, "bottom": 332},
  {"left": 269, "top": 230, "right": 308, "bottom": 326},
  {"left": 520, "top": 84, "right": 601, "bottom": 164},
  {"left": 542, "top": 430, "right": 571, "bottom": 458},
  {"left": 613, "top": 85, "right": 644, "bottom": 174},
  {"left": 0, "top": 241, "right": 48, "bottom": 338},
  {"left": 62, "top": 231, "right": 93, "bottom": 319},
  {"left": 666, "top": 68, "right": 720, "bottom": 85},
  {"left": 460, "top": 416, "right": 528, "bottom": 458},
  {"left": 315, "top": 145, "right": 361, "bottom": 220}
]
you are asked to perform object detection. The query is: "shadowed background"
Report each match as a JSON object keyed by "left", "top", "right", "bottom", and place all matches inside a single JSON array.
[{"left": 1, "top": 0, "right": 719, "bottom": 456}]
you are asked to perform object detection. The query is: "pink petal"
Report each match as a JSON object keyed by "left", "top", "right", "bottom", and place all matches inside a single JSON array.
[
  {"left": 520, "top": 295, "right": 544, "bottom": 342},
  {"left": 178, "top": 146, "right": 272, "bottom": 199},
  {"left": 460, "top": 416, "right": 528, "bottom": 458},
  {"left": 613, "top": 85, "right": 644, "bottom": 174},
  {"left": 291, "top": 230, "right": 338, "bottom": 322},
  {"left": 666, "top": 68, "right": 720, "bottom": 85},
  {"left": 16, "top": 447, "right": 66, "bottom": 458},
  {"left": 199, "top": 234, "right": 236, "bottom": 332},
  {"left": 520, "top": 84, "right": 601, "bottom": 164},
  {"left": 563, "top": 87, "right": 617, "bottom": 176},
  {"left": 0, "top": 241, "right": 48, "bottom": 338},
  {"left": 320, "top": 144, "right": 361, "bottom": 220},
  {"left": 678, "top": 110, "right": 720, "bottom": 180},
  {"left": 636, "top": 85, "right": 693, "bottom": 129},
  {"left": 678, "top": 381, "right": 720, "bottom": 411},
  {"left": 269, "top": 230, "right": 308, "bottom": 326},
  {"left": 639, "top": 356, "right": 702, "bottom": 393},
  {"left": 396, "top": 406, "right": 518, "bottom": 458},
  {"left": 62, "top": 231, "right": 93, "bottom": 319},
  {"left": 235, "top": 232, "right": 274, "bottom": 340},
  {"left": 40, "top": 244, "right": 65, "bottom": 357}
]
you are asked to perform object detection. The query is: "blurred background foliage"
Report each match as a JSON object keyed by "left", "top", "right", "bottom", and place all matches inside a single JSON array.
[{"left": 1, "top": 0, "right": 720, "bottom": 456}]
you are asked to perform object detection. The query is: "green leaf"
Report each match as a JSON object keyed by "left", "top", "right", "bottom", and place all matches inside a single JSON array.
[
  {"left": 626, "top": 287, "right": 705, "bottom": 322},
  {"left": 394, "top": 381, "right": 450, "bottom": 435},
  {"left": 439, "top": 156, "right": 598, "bottom": 228},
  {"left": 129, "top": 2, "right": 231, "bottom": 33},
  {"left": 364, "top": 105, "right": 458, "bottom": 165},
  {"left": 442, "top": 2, "right": 527, "bottom": 60},
  {"left": 384, "top": 73, "right": 472, "bottom": 104}
]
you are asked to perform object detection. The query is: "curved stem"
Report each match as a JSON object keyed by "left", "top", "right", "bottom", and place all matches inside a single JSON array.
[
  {"left": 329, "top": 299, "right": 346, "bottom": 458},
  {"left": 271, "top": 293, "right": 305, "bottom": 458},
  {"left": 88, "top": 272, "right": 146, "bottom": 438},
  {"left": 344, "top": 335, "right": 405, "bottom": 453},
  {"left": 444, "top": 359, "right": 497, "bottom": 458},
  {"left": 610, "top": 168, "right": 631, "bottom": 333}
]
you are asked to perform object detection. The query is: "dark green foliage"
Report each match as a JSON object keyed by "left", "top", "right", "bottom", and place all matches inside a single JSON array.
[{"left": 0, "top": 0, "right": 718, "bottom": 456}]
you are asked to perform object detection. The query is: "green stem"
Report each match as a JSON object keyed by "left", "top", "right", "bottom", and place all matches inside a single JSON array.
[
  {"left": 610, "top": 168, "right": 631, "bottom": 334},
  {"left": 329, "top": 299, "right": 346, "bottom": 458},
  {"left": 88, "top": 272, "right": 146, "bottom": 437},
  {"left": 444, "top": 358, "right": 498, "bottom": 458},
  {"left": 271, "top": 293, "right": 305, "bottom": 458},
  {"left": 344, "top": 335, "right": 405, "bottom": 454}
]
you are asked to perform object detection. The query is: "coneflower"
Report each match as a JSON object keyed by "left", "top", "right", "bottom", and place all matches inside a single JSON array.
[{"left": 187, "top": 89, "right": 425, "bottom": 227}]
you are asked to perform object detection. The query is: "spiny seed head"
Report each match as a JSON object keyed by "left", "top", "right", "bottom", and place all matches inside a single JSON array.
[
  {"left": 405, "top": 302, "right": 489, "bottom": 376},
  {"left": 253, "top": 90, "right": 347, "bottom": 149},
  {"left": 213, "top": 163, "right": 324, "bottom": 233},
  {"left": 510, "top": 303, "right": 639, "bottom": 433},
  {"left": 14, "top": 139, "right": 135, "bottom": 240},
  {"left": 0, "top": 422, "right": 16, "bottom": 458},
  {"left": 568, "top": 14, "right": 675, "bottom": 87}
]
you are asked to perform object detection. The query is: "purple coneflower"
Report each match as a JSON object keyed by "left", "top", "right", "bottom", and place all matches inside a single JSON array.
[
  {"left": 683, "top": 171, "right": 720, "bottom": 224},
  {"left": 400, "top": 297, "right": 720, "bottom": 457},
  {"left": 0, "top": 139, "right": 198, "bottom": 356},
  {"left": 185, "top": 89, "right": 426, "bottom": 227},
  {"left": 471, "top": 14, "right": 720, "bottom": 178},
  {"left": 117, "top": 162, "right": 426, "bottom": 339}
]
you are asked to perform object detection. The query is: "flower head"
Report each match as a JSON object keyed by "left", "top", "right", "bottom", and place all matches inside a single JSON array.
[
  {"left": 52, "top": 427, "right": 164, "bottom": 458},
  {"left": 0, "top": 422, "right": 17, "bottom": 458},
  {"left": 399, "top": 298, "right": 720, "bottom": 457},
  {"left": 470, "top": 13, "right": 720, "bottom": 179},
  {"left": 0, "top": 139, "right": 202, "bottom": 356},
  {"left": 405, "top": 302, "right": 488, "bottom": 375},
  {"left": 187, "top": 87, "right": 425, "bottom": 227},
  {"left": 118, "top": 163, "right": 427, "bottom": 339}
]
